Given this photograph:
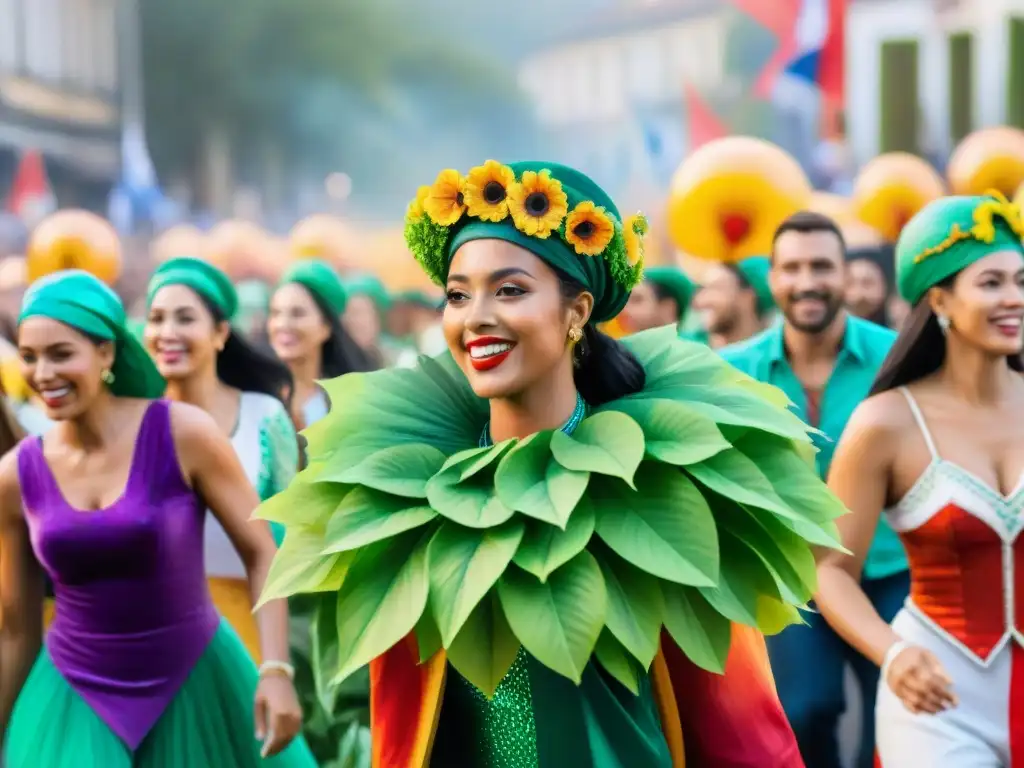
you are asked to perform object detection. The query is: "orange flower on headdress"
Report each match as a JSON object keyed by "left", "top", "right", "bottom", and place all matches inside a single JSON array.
[
  {"left": 507, "top": 170, "right": 568, "bottom": 239},
  {"left": 406, "top": 185, "right": 431, "bottom": 222},
  {"left": 463, "top": 161, "right": 515, "bottom": 222},
  {"left": 564, "top": 201, "right": 615, "bottom": 256},
  {"left": 623, "top": 214, "right": 648, "bottom": 267},
  {"left": 424, "top": 170, "right": 466, "bottom": 226}
]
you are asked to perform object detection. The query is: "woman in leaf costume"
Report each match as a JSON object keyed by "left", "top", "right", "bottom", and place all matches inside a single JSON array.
[
  {"left": 145, "top": 257, "right": 299, "bottom": 659},
  {"left": 269, "top": 260, "right": 376, "bottom": 429},
  {"left": 257, "top": 160, "right": 847, "bottom": 767}
]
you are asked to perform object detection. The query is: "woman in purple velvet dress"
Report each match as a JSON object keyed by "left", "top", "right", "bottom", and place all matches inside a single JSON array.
[{"left": 0, "top": 271, "right": 316, "bottom": 767}]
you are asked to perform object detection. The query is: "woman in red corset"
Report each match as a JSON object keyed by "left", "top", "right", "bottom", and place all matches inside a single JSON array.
[{"left": 816, "top": 193, "right": 1024, "bottom": 766}]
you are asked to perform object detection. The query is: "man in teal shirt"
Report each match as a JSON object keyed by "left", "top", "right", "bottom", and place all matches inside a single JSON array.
[{"left": 721, "top": 211, "right": 906, "bottom": 768}]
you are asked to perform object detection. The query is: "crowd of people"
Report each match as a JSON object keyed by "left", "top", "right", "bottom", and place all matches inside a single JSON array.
[{"left": 0, "top": 148, "right": 1020, "bottom": 767}]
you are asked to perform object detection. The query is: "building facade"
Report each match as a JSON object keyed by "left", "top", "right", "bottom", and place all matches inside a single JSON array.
[{"left": 0, "top": 0, "right": 124, "bottom": 210}]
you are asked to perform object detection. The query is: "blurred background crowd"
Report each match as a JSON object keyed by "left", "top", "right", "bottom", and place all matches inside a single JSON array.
[{"left": 3, "top": 0, "right": 1024, "bottom": 765}]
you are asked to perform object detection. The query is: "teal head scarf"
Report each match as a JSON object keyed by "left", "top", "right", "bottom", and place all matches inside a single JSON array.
[
  {"left": 344, "top": 273, "right": 391, "bottom": 314},
  {"left": 392, "top": 289, "right": 442, "bottom": 312},
  {"left": 279, "top": 259, "right": 348, "bottom": 317},
  {"left": 405, "top": 160, "right": 647, "bottom": 322},
  {"left": 642, "top": 266, "right": 695, "bottom": 321},
  {"left": 19, "top": 270, "right": 165, "bottom": 398},
  {"left": 146, "top": 257, "right": 239, "bottom": 319},
  {"left": 897, "top": 192, "right": 1024, "bottom": 304},
  {"left": 736, "top": 256, "right": 775, "bottom": 316}
]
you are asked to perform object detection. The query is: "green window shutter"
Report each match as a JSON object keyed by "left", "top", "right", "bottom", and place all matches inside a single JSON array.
[
  {"left": 1009, "top": 17, "right": 1024, "bottom": 128},
  {"left": 879, "top": 40, "right": 920, "bottom": 153},
  {"left": 948, "top": 32, "right": 974, "bottom": 144}
]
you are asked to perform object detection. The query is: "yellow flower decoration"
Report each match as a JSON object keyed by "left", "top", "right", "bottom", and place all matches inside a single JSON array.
[
  {"left": 507, "top": 170, "right": 569, "bottom": 239},
  {"left": 564, "top": 201, "right": 615, "bottom": 256},
  {"left": 406, "top": 185, "right": 431, "bottom": 222},
  {"left": 424, "top": 169, "right": 466, "bottom": 226},
  {"left": 464, "top": 161, "right": 515, "bottom": 222},
  {"left": 623, "top": 213, "right": 649, "bottom": 267}
]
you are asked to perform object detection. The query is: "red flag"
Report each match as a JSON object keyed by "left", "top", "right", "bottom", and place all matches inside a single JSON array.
[
  {"left": 817, "top": 0, "right": 847, "bottom": 107},
  {"left": 6, "top": 150, "right": 55, "bottom": 225},
  {"left": 726, "top": 0, "right": 803, "bottom": 98},
  {"left": 684, "top": 82, "right": 729, "bottom": 150}
]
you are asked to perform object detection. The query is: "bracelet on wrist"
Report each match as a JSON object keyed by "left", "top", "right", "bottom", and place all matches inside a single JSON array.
[
  {"left": 880, "top": 639, "right": 910, "bottom": 682},
  {"left": 258, "top": 660, "right": 295, "bottom": 681}
]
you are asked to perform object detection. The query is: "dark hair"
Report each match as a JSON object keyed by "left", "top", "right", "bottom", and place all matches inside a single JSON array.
[
  {"left": 558, "top": 275, "right": 646, "bottom": 406},
  {"left": 192, "top": 293, "right": 295, "bottom": 408},
  {"left": 869, "top": 275, "right": 1024, "bottom": 396},
  {"left": 297, "top": 286, "right": 379, "bottom": 378},
  {"left": 771, "top": 210, "right": 847, "bottom": 257}
]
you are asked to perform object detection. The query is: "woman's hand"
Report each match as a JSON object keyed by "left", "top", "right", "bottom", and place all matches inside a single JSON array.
[
  {"left": 254, "top": 673, "right": 303, "bottom": 757},
  {"left": 885, "top": 645, "right": 958, "bottom": 715}
]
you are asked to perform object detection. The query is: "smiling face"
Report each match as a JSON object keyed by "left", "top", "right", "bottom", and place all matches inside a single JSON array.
[
  {"left": 621, "top": 281, "right": 678, "bottom": 333},
  {"left": 443, "top": 239, "right": 591, "bottom": 400},
  {"left": 18, "top": 317, "right": 114, "bottom": 419},
  {"left": 929, "top": 249, "right": 1024, "bottom": 356},
  {"left": 144, "top": 284, "right": 229, "bottom": 381},
  {"left": 771, "top": 228, "right": 847, "bottom": 334},
  {"left": 268, "top": 283, "right": 332, "bottom": 365}
]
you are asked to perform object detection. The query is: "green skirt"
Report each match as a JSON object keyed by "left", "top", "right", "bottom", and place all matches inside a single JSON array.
[{"left": 5, "top": 621, "right": 317, "bottom": 768}]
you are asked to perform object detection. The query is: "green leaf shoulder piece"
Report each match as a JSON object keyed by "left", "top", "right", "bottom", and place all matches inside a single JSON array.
[{"left": 256, "top": 327, "right": 846, "bottom": 692}]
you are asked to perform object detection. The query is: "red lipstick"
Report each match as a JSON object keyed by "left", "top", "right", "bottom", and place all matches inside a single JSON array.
[{"left": 465, "top": 336, "right": 515, "bottom": 372}]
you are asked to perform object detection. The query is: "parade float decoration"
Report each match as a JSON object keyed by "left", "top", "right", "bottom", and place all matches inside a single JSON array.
[
  {"left": 150, "top": 224, "right": 207, "bottom": 265},
  {"left": 947, "top": 126, "right": 1024, "bottom": 197},
  {"left": 667, "top": 137, "right": 812, "bottom": 262},
  {"left": 289, "top": 214, "right": 359, "bottom": 270},
  {"left": 852, "top": 153, "right": 945, "bottom": 242},
  {"left": 26, "top": 210, "right": 122, "bottom": 285}
]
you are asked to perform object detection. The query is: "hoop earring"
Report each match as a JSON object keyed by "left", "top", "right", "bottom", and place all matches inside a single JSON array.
[
  {"left": 936, "top": 314, "right": 950, "bottom": 334},
  {"left": 101, "top": 368, "right": 115, "bottom": 385}
]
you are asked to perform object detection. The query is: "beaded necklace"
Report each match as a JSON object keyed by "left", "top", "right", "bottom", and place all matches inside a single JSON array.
[{"left": 479, "top": 392, "right": 587, "bottom": 448}]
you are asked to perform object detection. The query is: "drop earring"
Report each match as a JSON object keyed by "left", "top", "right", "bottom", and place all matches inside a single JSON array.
[
  {"left": 101, "top": 368, "right": 115, "bottom": 385},
  {"left": 936, "top": 314, "right": 950, "bottom": 334}
]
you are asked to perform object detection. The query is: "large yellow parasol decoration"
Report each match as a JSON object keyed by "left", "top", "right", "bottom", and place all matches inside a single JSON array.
[
  {"left": 852, "top": 153, "right": 945, "bottom": 242},
  {"left": 947, "top": 126, "right": 1024, "bottom": 197},
  {"left": 26, "top": 210, "right": 122, "bottom": 285}
]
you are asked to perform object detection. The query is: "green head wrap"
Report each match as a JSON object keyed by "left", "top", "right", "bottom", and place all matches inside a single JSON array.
[
  {"left": 392, "top": 290, "right": 442, "bottom": 311},
  {"left": 643, "top": 266, "right": 695, "bottom": 321},
  {"left": 736, "top": 256, "right": 775, "bottom": 316},
  {"left": 147, "top": 257, "right": 238, "bottom": 319},
  {"left": 897, "top": 192, "right": 1024, "bottom": 304},
  {"left": 19, "top": 270, "right": 165, "bottom": 399},
  {"left": 344, "top": 273, "right": 391, "bottom": 314},
  {"left": 280, "top": 259, "right": 348, "bottom": 316},
  {"left": 404, "top": 160, "right": 647, "bottom": 323}
]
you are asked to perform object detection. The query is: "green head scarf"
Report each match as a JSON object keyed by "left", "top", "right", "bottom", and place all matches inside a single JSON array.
[
  {"left": 147, "top": 257, "right": 238, "bottom": 319},
  {"left": 736, "top": 256, "right": 775, "bottom": 316},
  {"left": 280, "top": 259, "right": 348, "bottom": 317},
  {"left": 392, "top": 289, "right": 442, "bottom": 312},
  {"left": 344, "top": 273, "right": 391, "bottom": 314},
  {"left": 404, "top": 160, "right": 647, "bottom": 322},
  {"left": 897, "top": 192, "right": 1024, "bottom": 304},
  {"left": 19, "top": 270, "right": 165, "bottom": 399},
  {"left": 643, "top": 266, "right": 695, "bottom": 321}
]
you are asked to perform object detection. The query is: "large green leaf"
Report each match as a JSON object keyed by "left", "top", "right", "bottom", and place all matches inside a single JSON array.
[
  {"left": 426, "top": 453, "right": 515, "bottom": 529},
  {"left": 330, "top": 531, "right": 431, "bottom": 684},
  {"left": 446, "top": 592, "right": 521, "bottom": 698},
  {"left": 593, "top": 548, "right": 664, "bottom": 668},
  {"left": 259, "top": 527, "right": 353, "bottom": 606},
  {"left": 312, "top": 592, "right": 341, "bottom": 712},
  {"left": 324, "top": 443, "right": 447, "bottom": 498},
  {"left": 414, "top": 608, "right": 442, "bottom": 663},
  {"left": 497, "top": 553, "right": 607, "bottom": 683},
  {"left": 494, "top": 432, "right": 588, "bottom": 528},
  {"left": 323, "top": 487, "right": 437, "bottom": 554},
  {"left": 604, "top": 399, "right": 730, "bottom": 467},
  {"left": 427, "top": 520, "right": 525, "bottom": 645},
  {"left": 591, "top": 464, "right": 719, "bottom": 587},
  {"left": 549, "top": 411, "right": 645, "bottom": 487},
  {"left": 661, "top": 583, "right": 733, "bottom": 674},
  {"left": 686, "top": 449, "right": 793, "bottom": 520},
  {"left": 697, "top": 528, "right": 783, "bottom": 627},
  {"left": 255, "top": 477, "right": 348, "bottom": 527},
  {"left": 593, "top": 630, "right": 640, "bottom": 695},
  {"left": 456, "top": 440, "right": 516, "bottom": 481},
  {"left": 512, "top": 498, "right": 595, "bottom": 582}
]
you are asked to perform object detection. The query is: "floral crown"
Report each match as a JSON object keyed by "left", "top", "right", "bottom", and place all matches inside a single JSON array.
[
  {"left": 404, "top": 160, "right": 647, "bottom": 291},
  {"left": 914, "top": 189, "right": 1024, "bottom": 264}
]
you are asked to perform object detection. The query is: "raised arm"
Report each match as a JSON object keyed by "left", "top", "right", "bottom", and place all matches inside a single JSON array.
[
  {"left": 0, "top": 446, "right": 44, "bottom": 734},
  {"left": 168, "top": 402, "right": 302, "bottom": 755}
]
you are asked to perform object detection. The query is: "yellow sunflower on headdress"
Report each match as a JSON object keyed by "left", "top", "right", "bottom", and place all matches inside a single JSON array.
[
  {"left": 464, "top": 161, "right": 515, "bottom": 222},
  {"left": 623, "top": 213, "right": 648, "bottom": 267},
  {"left": 564, "top": 201, "right": 615, "bottom": 256},
  {"left": 407, "top": 185, "right": 431, "bottom": 222},
  {"left": 507, "top": 170, "right": 569, "bottom": 239},
  {"left": 424, "top": 170, "right": 466, "bottom": 226}
]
